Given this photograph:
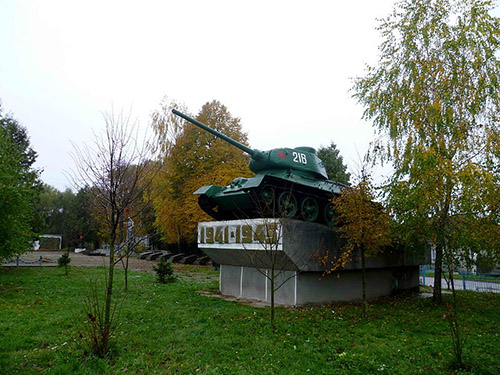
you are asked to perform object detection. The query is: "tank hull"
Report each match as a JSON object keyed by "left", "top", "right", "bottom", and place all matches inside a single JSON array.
[
  {"left": 171, "top": 109, "right": 346, "bottom": 225},
  {"left": 194, "top": 170, "right": 344, "bottom": 225}
]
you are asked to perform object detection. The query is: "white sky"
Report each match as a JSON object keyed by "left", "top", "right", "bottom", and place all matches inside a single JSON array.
[{"left": 2, "top": 1, "right": 498, "bottom": 191}]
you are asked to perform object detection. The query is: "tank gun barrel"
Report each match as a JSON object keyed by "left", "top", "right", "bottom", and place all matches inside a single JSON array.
[{"left": 172, "top": 109, "right": 257, "bottom": 157}]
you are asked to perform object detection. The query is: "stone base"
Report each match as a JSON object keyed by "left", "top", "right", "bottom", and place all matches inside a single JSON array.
[
  {"left": 220, "top": 264, "right": 420, "bottom": 306},
  {"left": 198, "top": 218, "right": 425, "bottom": 306}
]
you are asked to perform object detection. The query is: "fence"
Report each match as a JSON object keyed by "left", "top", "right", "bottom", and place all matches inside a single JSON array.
[
  {"left": 420, "top": 266, "right": 500, "bottom": 294},
  {"left": 2, "top": 255, "right": 57, "bottom": 267}
]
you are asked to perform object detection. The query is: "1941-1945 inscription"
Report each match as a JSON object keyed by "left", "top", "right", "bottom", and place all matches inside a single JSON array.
[{"left": 198, "top": 219, "right": 282, "bottom": 249}]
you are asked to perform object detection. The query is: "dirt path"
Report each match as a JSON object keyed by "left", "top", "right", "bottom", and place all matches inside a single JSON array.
[{"left": 3, "top": 251, "right": 159, "bottom": 271}]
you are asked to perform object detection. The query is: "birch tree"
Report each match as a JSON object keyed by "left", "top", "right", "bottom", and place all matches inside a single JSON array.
[{"left": 353, "top": 0, "right": 500, "bottom": 304}]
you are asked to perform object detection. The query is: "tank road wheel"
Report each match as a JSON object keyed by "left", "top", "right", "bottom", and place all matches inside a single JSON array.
[
  {"left": 301, "top": 197, "right": 319, "bottom": 222},
  {"left": 278, "top": 192, "right": 298, "bottom": 218},
  {"left": 323, "top": 202, "right": 336, "bottom": 226},
  {"left": 260, "top": 185, "right": 275, "bottom": 207}
]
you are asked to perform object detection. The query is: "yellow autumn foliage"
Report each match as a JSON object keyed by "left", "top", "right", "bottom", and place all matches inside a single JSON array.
[
  {"left": 151, "top": 100, "right": 252, "bottom": 244},
  {"left": 321, "top": 175, "right": 392, "bottom": 274}
]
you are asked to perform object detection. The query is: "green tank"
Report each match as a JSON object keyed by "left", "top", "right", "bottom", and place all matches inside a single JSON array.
[{"left": 172, "top": 109, "right": 346, "bottom": 224}]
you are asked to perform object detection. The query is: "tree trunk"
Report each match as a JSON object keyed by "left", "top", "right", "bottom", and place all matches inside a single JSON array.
[
  {"left": 433, "top": 243, "right": 443, "bottom": 304},
  {"left": 103, "top": 232, "right": 116, "bottom": 354},
  {"left": 447, "top": 253, "right": 465, "bottom": 368},
  {"left": 104, "top": 244, "right": 115, "bottom": 328},
  {"left": 124, "top": 252, "right": 129, "bottom": 291},
  {"left": 177, "top": 226, "right": 181, "bottom": 253},
  {"left": 270, "top": 268, "right": 276, "bottom": 332},
  {"left": 361, "top": 244, "right": 368, "bottom": 316}
]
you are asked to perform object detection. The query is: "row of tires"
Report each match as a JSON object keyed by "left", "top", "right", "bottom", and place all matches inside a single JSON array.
[{"left": 137, "top": 251, "right": 211, "bottom": 265}]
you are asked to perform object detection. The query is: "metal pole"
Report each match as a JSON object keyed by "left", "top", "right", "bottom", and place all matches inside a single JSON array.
[{"left": 462, "top": 271, "right": 466, "bottom": 290}]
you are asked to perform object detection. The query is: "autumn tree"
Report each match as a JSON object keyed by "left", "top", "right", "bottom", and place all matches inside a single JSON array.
[
  {"left": 317, "top": 142, "right": 351, "bottom": 185},
  {"left": 0, "top": 104, "right": 41, "bottom": 259},
  {"left": 151, "top": 99, "right": 251, "bottom": 246},
  {"left": 324, "top": 170, "right": 391, "bottom": 315},
  {"left": 353, "top": 0, "right": 500, "bottom": 306},
  {"left": 71, "top": 110, "right": 155, "bottom": 356}
]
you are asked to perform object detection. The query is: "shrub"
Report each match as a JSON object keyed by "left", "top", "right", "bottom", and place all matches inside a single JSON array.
[
  {"left": 80, "top": 278, "right": 124, "bottom": 358},
  {"left": 153, "top": 259, "right": 176, "bottom": 284},
  {"left": 58, "top": 251, "right": 71, "bottom": 275}
]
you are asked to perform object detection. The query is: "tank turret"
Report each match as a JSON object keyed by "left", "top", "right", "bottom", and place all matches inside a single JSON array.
[{"left": 172, "top": 109, "right": 345, "bottom": 224}]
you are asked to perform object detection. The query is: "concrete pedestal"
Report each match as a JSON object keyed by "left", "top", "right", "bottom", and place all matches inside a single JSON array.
[
  {"left": 219, "top": 264, "right": 420, "bottom": 306},
  {"left": 198, "top": 218, "right": 425, "bottom": 306}
]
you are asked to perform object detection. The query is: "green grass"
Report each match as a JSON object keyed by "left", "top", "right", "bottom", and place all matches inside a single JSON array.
[{"left": 1, "top": 265, "right": 499, "bottom": 375}]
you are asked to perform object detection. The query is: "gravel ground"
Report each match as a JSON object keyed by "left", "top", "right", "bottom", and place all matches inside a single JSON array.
[
  {"left": 3, "top": 251, "right": 160, "bottom": 271},
  {"left": 4, "top": 250, "right": 218, "bottom": 283}
]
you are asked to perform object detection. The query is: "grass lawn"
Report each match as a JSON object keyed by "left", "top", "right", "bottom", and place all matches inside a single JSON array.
[{"left": 0, "top": 265, "right": 499, "bottom": 375}]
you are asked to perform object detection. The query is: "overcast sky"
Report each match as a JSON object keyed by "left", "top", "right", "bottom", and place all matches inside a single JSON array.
[{"left": 2, "top": 1, "right": 498, "bottom": 191}]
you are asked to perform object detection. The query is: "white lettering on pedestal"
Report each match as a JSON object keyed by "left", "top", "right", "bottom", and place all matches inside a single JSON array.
[{"left": 198, "top": 219, "right": 283, "bottom": 251}]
